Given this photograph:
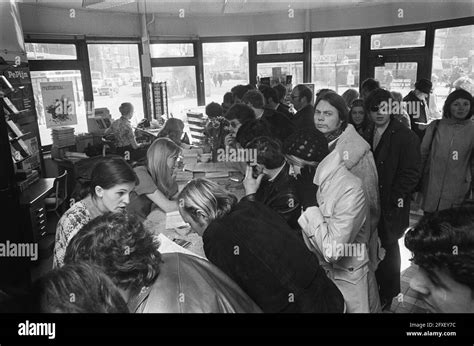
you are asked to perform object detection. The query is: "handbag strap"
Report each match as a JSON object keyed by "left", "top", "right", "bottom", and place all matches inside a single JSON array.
[{"left": 421, "top": 120, "right": 440, "bottom": 172}]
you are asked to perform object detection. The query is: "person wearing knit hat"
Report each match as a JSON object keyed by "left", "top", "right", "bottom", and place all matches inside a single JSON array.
[
  {"left": 442, "top": 88, "right": 473, "bottom": 120},
  {"left": 420, "top": 88, "right": 474, "bottom": 214},
  {"left": 282, "top": 128, "right": 329, "bottom": 210},
  {"left": 415, "top": 78, "right": 433, "bottom": 95}
]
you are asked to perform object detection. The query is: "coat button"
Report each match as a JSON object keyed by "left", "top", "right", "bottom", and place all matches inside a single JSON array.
[{"left": 349, "top": 267, "right": 354, "bottom": 272}]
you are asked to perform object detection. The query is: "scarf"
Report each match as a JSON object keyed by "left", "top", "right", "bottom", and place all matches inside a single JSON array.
[{"left": 323, "top": 125, "right": 345, "bottom": 144}]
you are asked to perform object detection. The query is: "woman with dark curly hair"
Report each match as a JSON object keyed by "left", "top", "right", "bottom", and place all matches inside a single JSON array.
[
  {"left": 64, "top": 211, "right": 261, "bottom": 313},
  {"left": 405, "top": 205, "right": 474, "bottom": 313}
]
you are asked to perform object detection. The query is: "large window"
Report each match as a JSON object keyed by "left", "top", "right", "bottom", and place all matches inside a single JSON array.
[
  {"left": 370, "top": 30, "right": 426, "bottom": 50},
  {"left": 31, "top": 70, "right": 87, "bottom": 146},
  {"left": 432, "top": 24, "right": 474, "bottom": 107},
  {"left": 152, "top": 66, "right": 198, "bottom": 121},
  {"left": 257, "top": 62, "right": 303, "bottom": 86},
  {"left": 150, "top": 43, "right": 194, "bottom": 58},
  {"left": 88, "top": 44, "right": 143, "bottom": 125},
  {"left": 257, "top": 39, "right": 303, "bottom": 55},
  {"left": 311, "top": 36, "right": 360, "bottom": 95},
  {"left": 202, "top": 42, "right": 249, "bottom": 104},
  {"left": 25, "top": 43, "right": 77, "bottom": 60}
]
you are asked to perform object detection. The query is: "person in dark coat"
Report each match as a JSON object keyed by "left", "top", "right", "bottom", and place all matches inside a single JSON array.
[
  {"left": 242, "top": 89, "right": 295, "bottom": 142},
  {"left": 273, "top": 83, "right": 292, "bottom": 116},
  {"left": 403, "top": 78, "right": 433, "bottom": 140},
  {"left": 177, "top": 178, "right": 345, "bottom": 313},
  {"left": 242, "top": 136, "right": 301, "bottom": 231},
  {"left": 290, "top": 84, "right": 314, "bottom": 130},
  {"left": 260, "top": 84, "right": 293, "bottom": 120},
  {"left": 365, "top": 88, "right": 422, "bottom": 310}
]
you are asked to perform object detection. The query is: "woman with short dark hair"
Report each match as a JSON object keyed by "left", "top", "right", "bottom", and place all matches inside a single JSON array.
[{"left": 53, "top": 156, "right": 137, "bottom": 268}]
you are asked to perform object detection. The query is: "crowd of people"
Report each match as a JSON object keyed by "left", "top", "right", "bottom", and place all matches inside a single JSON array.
[{"left": 3, "top": 75, "right": 473, "bottom": 314}]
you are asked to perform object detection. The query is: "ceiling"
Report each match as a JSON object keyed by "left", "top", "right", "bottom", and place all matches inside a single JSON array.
[{"left": 18, "top": 0, "right": 425, "bottom": 16}]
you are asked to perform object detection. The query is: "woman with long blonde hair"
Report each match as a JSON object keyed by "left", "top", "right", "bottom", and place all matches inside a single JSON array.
[{"left": 127, "top": 137, "right": 182, "bottom": 221}]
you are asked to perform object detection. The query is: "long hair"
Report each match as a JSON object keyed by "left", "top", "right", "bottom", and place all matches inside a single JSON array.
[
  {"left": 177, "top": 178, "right": 237, "bottom": 224},
  {"left": 314, "top": 91, "right": 349, "bottom": 130},
  {"left": 157, "top": 118, "right": 185, "bottom": 144},
  {"left": 147, "top": 138, "right": 182, "bottom": 198},
  {"left": 348, "top": 98, "right": 369, "bottom": 129}
]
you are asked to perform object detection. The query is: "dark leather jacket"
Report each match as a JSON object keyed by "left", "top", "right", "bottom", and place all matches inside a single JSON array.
[
  {"left": 203, "top": 200, "right": 345, "bottom": 313},
  {"left": 242, "top": 162, "right": 301, "bottom": 230},
  {"left": 261, "top": 108, "right": 295, "bottom": 142},
  {"left": 128, "top": 252, "right": 262, "bottom": 313}
]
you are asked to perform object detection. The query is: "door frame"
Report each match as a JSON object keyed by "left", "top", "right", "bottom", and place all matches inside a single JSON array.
[{"left": 367, "top": 48, "right": 430, "bottom": 90}]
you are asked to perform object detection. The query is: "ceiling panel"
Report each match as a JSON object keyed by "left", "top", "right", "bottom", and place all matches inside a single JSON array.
[{"left": 18, "top": 0, "right": 429, "bottom": 15}]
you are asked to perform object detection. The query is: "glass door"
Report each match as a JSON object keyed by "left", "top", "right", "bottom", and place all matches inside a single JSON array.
[{"left": 368, "top": 53, "right": 426, "bottom": 97}]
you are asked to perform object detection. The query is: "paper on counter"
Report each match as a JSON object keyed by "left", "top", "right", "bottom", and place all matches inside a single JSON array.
[{"left": 156, "top": 233, "right": 206, "bottom": 260}]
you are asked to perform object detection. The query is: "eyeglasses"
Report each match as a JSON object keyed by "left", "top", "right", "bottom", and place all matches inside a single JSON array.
[{"left": 370, "top": 105, "right": 380, "bottom": 112}]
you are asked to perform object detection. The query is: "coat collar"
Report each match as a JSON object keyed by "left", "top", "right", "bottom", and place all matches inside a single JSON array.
[{"left": 313, "top": 150, "right": 343, "bottom": 187}]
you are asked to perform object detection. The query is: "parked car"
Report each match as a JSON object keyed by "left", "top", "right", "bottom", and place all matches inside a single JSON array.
[{"left": 98, "top": 84, "right": 118, "bottom": 96}]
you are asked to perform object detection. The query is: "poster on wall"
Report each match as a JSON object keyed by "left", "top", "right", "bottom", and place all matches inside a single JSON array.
[{"left": 40, "top": 81, "right": 77, "bottom": 128}]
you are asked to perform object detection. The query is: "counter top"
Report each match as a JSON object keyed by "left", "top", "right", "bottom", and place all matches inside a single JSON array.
[{"left": 19, "top": 178, "right": 55, "bottom": 206}]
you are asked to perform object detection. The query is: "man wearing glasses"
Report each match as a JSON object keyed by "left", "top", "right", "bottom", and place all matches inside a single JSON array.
[{"left": 290, "top": 84, "right": 314, "bottom": 130}]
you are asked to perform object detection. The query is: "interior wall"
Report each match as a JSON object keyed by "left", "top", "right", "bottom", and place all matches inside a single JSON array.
[
  {"left": 18, "top": 1, "right": 474, "bottom": 39},
  {"left": 19, "top": 3, "right": 141, "bottom": 37}
]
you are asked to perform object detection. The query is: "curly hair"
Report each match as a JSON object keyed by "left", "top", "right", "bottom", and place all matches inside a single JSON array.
[
  {"left": 245, "top": 136, "right": 285, "bottom": 169},
  {"left": 64, "top": 211, "right": 162, "bottom": 292},
  {"left": 405, "top": 206, "right": 474, "bottom": 291},
  {"left": 36, "top": 262, "right": 129, "bottom": 313},
  {"left": 205, "top": 102, "right": 224, "bottom": 119}
]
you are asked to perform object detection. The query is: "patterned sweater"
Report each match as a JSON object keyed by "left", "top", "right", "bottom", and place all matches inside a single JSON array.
[{"left": 53, "top": 201, "right": 91, "bottom": 268}]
